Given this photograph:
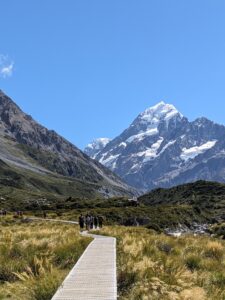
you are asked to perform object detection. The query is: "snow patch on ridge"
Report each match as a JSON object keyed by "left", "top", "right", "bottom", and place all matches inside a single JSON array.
[
  {"left": 159, "top": 140, "right": 176, "bottom": 154},
  {"left": 126, "top": 128, "right": 158, "bottom": 143},
  {"left": 180, "top": 141, "right": 217, "bottom": 162},
  {"left": 136, "top": 137, "right": 164, "bottom": 162},
  {"left": 99, "top": 153, "right": 120, "bottom": 169},
  {"left": 118, "top": 142, "right": 127, "bottom": 148}
]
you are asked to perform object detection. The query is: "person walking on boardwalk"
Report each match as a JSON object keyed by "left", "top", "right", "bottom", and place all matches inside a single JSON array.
[
  {"left": 90, "top": 215, "right": 94, "bottom": 230},
  {"left": 0, "top": 209, "right": 7, "bottom": 216},
  {"left": 85, "top": 214, "right": 91, "bottom": 230},
  {"left": 94, "top": 215, "right": 98, "bottom": 229},
  {"left": 79, "top": 214, "right": 85, "bottom": 231},
  {"left": 98, "top": 215, "right": 103, "bottom": 228}
]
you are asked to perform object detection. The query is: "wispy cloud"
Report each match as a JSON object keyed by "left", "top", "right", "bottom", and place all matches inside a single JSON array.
[{"left": 0, "top": 55, "right": 14, "bottom": 78}]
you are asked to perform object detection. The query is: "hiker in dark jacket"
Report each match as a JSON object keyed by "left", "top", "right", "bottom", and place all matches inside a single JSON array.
[
  {"left": 85, "top": 214, "right": 91, "bottom": 230},
  {"left": 90, "top": 215, "right": 94, "bottom": 230},
  {"left": 79, "top": 214, "right": 84, "bottom": 231},
  {"left": 1, "top": 209, "right": 7, "bottom": 216},
  {"left": 94, "top": 216, "right": 98, "bottom": 229},
  {"left": 98, "top": 216, "right": 103, "bottom": 228}
]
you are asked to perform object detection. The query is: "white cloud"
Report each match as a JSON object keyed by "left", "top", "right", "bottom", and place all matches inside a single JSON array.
[
  {"left": 0, "top": 55, "right": 14, "bottom": 78},
  {"left": 1, "top": 62, "right": 14, "bottom": 77}
]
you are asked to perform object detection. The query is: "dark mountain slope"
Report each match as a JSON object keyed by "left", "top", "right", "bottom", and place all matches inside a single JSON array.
[{"left": 0, "top": 90, "right": 135, "bottom": 199}]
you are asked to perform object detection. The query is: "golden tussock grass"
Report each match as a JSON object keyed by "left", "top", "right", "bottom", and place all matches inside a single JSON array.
[
  {"left": 99, "top": 226, "right": 225, "bottom": 300},
  {"left": 0, "top": 217, "right": 91, "bottom": 300}
]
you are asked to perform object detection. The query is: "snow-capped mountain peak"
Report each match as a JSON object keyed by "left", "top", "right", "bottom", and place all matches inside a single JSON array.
[
  {"left": 85, "top": 101, "right": 225, "bottom": 191},
  {"left": 84, "top": 138, "right": 111, "bottom": 158},
  {"left": 139, "top": 101, "right": 183, "bottom": 124},
  {"left": 125, "top": 101, "right": 184, "bottom": 144}
]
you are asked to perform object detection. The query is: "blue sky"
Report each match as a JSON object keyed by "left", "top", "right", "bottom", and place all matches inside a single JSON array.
[{"left": 1, "top": 1, "right": 225, "bottom": 149}]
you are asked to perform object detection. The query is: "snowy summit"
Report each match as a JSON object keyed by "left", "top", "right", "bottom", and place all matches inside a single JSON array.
[
  {"left": 138, "top": 101, "right": 183, "bottom": 125},
  {"left": 126, "top": 101, "right": 183, "bottom": 143}
]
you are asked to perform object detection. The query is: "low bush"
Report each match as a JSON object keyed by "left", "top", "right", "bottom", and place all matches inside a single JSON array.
[{"left": 185, "top": 255, "right": 201, "bottom": 271}]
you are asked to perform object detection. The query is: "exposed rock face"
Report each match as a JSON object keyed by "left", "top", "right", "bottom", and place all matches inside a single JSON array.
[
  {"left": 86, "top": 101, "right": 225, "bottom": 191},
  {"left": 0, "top": 90, "right": 134, "bottom": 197}
]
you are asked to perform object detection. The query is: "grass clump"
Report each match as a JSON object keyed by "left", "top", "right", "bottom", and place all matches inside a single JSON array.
[
  {"left": 204, "top": 241, "right": 224, "bottom": 260},
  {"left": 185, "top": 255, "right": 201, "bottom": 271}
]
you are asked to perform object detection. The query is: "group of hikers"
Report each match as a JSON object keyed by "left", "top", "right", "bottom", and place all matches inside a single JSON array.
[
  {"left": 0, "top": 209, "right": 7, "bottom": 216},
  {"left": 15, "top": 211, "right": 24, "bottom": 217},
  {"left": 1, "top": 210, "right": 24, "bottom": 218},
  {"left": 1, "top": 208, "right": 103, "bottom": 232},
  {"left": 79, "top": 214, "right": 103, "bottom": 231}
]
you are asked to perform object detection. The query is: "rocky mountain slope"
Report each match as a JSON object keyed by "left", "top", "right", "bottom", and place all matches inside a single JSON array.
[
  {"left": 85, "top": 101, "right": 225, "bottom": 190},
  {"left": 0, "top": 90, "right": 134, "bottom": 200}
]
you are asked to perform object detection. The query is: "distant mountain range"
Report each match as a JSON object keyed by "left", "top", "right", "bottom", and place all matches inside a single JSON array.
[
  {"left": 85, "top": 101, "right": 225, "bottom": 191},
  {"left": 0, "top": 90, "right": 134, "bottom": 207}
]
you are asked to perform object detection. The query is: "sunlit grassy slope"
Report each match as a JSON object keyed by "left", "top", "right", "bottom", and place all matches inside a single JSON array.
[
  {"left": 0, "top": 217, "right": 91, "bottom": 300},
  {"left": 0, "top": 157, "right": 102, "bottom": 210},
  {"left": 99, "top": 226, "right": 225, "bottom": 300}
]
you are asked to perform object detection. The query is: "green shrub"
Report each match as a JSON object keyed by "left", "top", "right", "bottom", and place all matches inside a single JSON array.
[
  {"left": 157, "top": 242, "right": 173, "bottom": 254},
  {"left": 118, "top": 270, "right": 137, "bottom": 294},
  {"left": 210, "top": 272, "right": 225, "bottom": 288},
  {"left": 185, "top": 255, "right": 201, "bottom": 271}
]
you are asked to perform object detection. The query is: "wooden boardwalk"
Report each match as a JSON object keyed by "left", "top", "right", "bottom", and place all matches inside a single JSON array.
[
  {"left": 52, "top": 232, "right": 117, "bottom": 300},
  {"left": 30, "top": 218, "right": 117, "bottom": 300}
]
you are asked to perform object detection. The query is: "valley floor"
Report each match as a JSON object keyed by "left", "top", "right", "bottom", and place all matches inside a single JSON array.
[{"left": 0, "top": 217, "right": 224, "bottom": 300}]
